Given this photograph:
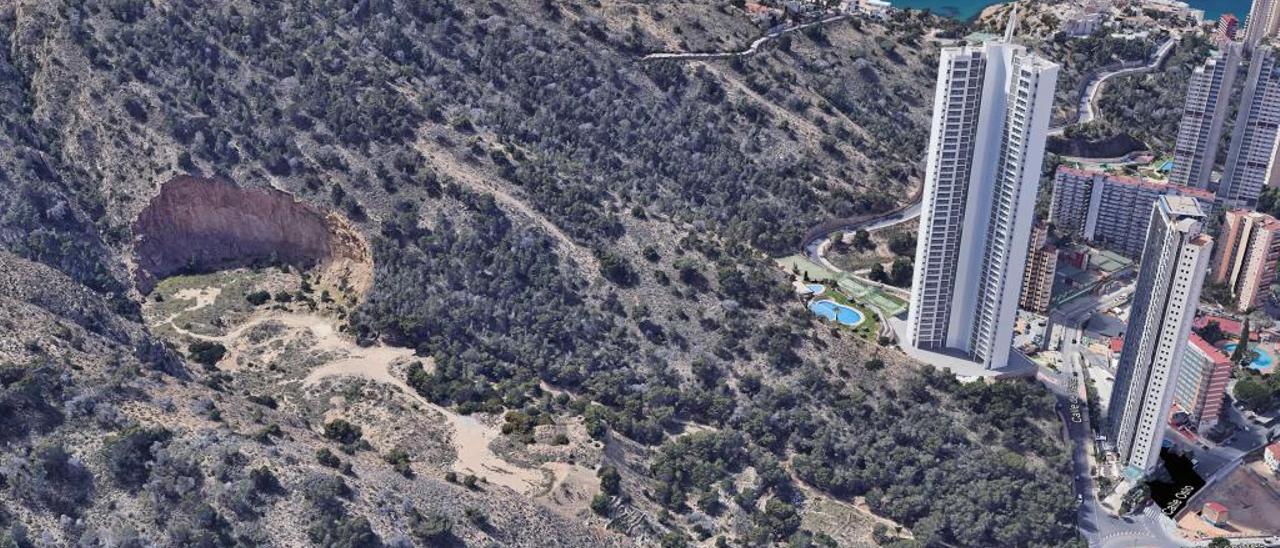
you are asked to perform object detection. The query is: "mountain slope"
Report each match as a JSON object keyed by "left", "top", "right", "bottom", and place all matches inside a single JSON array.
[{"left": 0, "top": 2, "right": 1078, "bottom": 546}]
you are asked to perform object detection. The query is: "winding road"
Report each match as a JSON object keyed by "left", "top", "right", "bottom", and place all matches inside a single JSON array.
[
  {"left": 803, "top": 201, "right": 921, "bottom": 276},
  {"left": 640, "top": 14, "right": 848, "bottom": 61},
  {"left": 1049, "top": 36, "right": 1177, "bottom": 137}
]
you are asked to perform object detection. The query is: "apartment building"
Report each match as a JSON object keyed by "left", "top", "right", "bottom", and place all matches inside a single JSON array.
[
  {"left": 1170, "top": 44, "right": 1242, "bottom": 188},
  {"left": 906, "top": 41, "right": 1059, "bottom": 370},
  {"left": 1107, "top": 196, "right": 1213, "bottom": 478},
  {"left": 1219, "top": 44, "right": 1280, "bottom": 207},
  {"left": 1211, "top": 209, "right": 1280, "bottom": 311},
  {"left": 1019, "top": 223, "right": 1058, "bottom": 314},
  {"left": 1050, "top": 166, "right": 1215, "bottom": 259}
]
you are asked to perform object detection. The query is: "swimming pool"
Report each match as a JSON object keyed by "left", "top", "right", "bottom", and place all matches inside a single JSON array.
[
  {"left": 806, "top": 283, "right": 826, "bottom": 295},
  {"left": 1223, "top": 343, "right": 1274, "bottom": 372},
  {"left": 809, "top": 299, "right": 865, "bottom": 327}
]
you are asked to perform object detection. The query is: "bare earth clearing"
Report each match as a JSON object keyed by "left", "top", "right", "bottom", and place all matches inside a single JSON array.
[{"left": 146, "top": 273, "right": 589, "bottom": 505}]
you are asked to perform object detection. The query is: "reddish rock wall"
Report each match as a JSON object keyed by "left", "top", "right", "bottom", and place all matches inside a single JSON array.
[{"left": 132, "top": 176, "right": 371, "bottom": 296}]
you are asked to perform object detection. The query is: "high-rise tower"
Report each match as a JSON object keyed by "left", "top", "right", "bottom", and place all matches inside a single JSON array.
[
  {"left": 1106, "top": 196, "right": 1213, "bottom": 478},
  {"left": 1220, "top": 44, "right": 1280, "bottom": 207},
  {"left": 906, "top": 41, "right": 1059, "bottom": 370},
  {"left": 1246, "top": 0, "right": 1280, "bottom": 49},
  {"left": 1210, "top": 209, "right": 1280, "bottom": 312},
  {"left": 1171, "top": 44, "right": 1242, "bottom": 189}
]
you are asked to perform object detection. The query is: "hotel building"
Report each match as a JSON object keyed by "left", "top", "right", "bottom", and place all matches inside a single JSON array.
[
  {"left": 1173, "top": 334, "right": 1232, "bottom": 433},
  {"left": 1050, "top": 166, "right": 1215, "bottom": 259}
]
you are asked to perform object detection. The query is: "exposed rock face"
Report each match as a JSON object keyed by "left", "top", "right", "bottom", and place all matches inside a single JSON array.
[{"left": 132, "top": 176, "right": 371, "bottom": 296}]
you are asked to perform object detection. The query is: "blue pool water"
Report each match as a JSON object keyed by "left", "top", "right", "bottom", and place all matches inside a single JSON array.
[
  {"left": 1224, "top": 343, "right": 1274, "bottom": 372},
  {"left": 809, "top": 299, "right": 865, "bottom": 326},
  {"left": 807, "top": 283, "right": 826, "bottom": 295}
]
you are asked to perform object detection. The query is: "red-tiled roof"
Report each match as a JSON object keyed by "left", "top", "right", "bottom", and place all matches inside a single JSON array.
[
  {"left": 1193, "top": 315, "right": 1257, "bottom": 340},
  {"left": 1267, "top": 442, "right": 1280, "bottom": 460},
  {"left": 1204, "top": 501, "right": 1228, "bottom": 514},
  {"left": 1110, "top": 337, "right": 1124, "bottom": 353},
  {"left": 1055, "top": 166, "right": 1214, "bottom": 199},
  {"left": 1188, "top": 333, "right": 1231, "bottom": 364}
]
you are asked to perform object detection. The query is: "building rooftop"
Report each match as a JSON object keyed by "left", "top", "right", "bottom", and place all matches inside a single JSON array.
[
  {"left": 1203, "top": 501, "right": 1228, "bottom": 514},
  {"left": 1161, "top": 195, "right": 1205, "bottom": 219},
  {"left": 1055, "top": 166, "right": 1214, "bottom": 200},
  {"left": 1193, "top": 315, "right": 1259, "bottom": 341},
  {"left": 1188, "top": 333, "right": 1230, "bottom": 364},
  {"left": 1267, "top": 442, "right": 1280, "bottom": 460},
  {"left": 1089, "top": 249, "right": 1133, "bottom": 274}
]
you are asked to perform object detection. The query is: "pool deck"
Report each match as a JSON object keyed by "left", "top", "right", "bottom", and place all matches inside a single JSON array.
[
  {"left": 1221, "top": 343, "right": 1277, "bottom": 375},
  {"left": 809, "top": 298, "right": 866, "bottom": 327}
]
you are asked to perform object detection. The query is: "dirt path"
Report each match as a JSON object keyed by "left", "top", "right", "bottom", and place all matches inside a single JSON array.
[
  {"left": 302, "top": 340, "right": 551, "bottom": 495},
  {"left": 157, "top": 286, "right": 222, "bottom": 328},
  {"left": 411, "top": 134, "right": 599, "bottom": 277},
  {"left": 157, "top": 289, "right": 560, "bottom": 496}
]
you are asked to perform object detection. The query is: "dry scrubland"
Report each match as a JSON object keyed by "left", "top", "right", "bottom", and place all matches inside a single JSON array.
[{"left": 0, "top": 1, "right": 1080, "bottom": 546}]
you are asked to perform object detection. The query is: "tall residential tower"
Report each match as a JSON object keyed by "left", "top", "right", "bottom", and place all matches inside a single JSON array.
[
  {"left": 1170, "top": 44, "right": 1242, "bottom": 189},
  {"left": 1219, "top": 44, "right": 1280, "bottom": 207},
  {"left": 906, "top": 41, "right": 1059, "bottom": 370},
  {"left": 1246, "top": 0, "right": 1280, "bottom": 49},
  {"left": 1107, "top": 196, "right": 1213, "bottom": 478},
  {"left": 1210, "top": 209, "right": 1280, "bottom": 312}
]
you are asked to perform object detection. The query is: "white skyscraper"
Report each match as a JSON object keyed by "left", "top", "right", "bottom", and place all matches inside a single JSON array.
[
  {"left": 1246, "top": 0, "right": 1280, "bottom": 49},
  {"left": 1171, "top": 44, "right": 1242, "bottom": 189},
  {"left": 1107, "top": 196, "right": 1213, "bottom": 478},
  {"left": 1220, "top": 44, "right": 1280, "bottom": 207},
  {"left": 906, "top": 41, "right": 1059, "bottom": 370}
]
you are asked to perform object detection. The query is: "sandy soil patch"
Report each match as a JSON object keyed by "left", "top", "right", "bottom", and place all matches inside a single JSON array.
[
  {"left": 537, "top": 461, "right": 598, "bottom": 517},
  {"left": 146, "top": 273, "right": 578, "bottom": 501},
  {"left": 172, "top": 286, "right": 221, "bottom": 311},
  {"left": 1177, "top": 460, "right": 1280, "bottom": 540},
  {"left": 284, "top": 316, "right": 555, "bottom": 496}
]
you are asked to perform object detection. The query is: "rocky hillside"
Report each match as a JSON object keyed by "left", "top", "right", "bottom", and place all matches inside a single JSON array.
[{"left": 0, "top": 1, "right": 1079, "bottom": 546}]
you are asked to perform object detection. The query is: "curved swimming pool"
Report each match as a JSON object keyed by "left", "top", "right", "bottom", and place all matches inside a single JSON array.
[
  {"left": 1223, "top": 343, "right": 1274, "bottom": 372},
  {"left": 809, "top": 299, "right": 865, "bottom": 327}
]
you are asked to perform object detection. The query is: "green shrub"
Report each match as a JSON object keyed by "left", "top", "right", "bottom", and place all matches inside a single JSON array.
[
  {"left": 316, "top": 448, "right": 341, "bottom": 468},
  {"left": 187, "top": 341, "right": 226, "bottom": 367},
  {"left": 245, "top": 290, "right": 271, "bottom": 305},
  {"left": 323, "top": 419, "right": 363, "bottom": 445}
]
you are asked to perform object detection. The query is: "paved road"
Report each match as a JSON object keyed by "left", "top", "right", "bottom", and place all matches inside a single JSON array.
[
  {"left": 1048, "top": 36, "right": 1177, "bottom": 137},
  {"left": 640, "top": 15, "right": 847, "bottom": 61},
  {"left": 804, "top": 200, "right": 922, "bottom": 267},
  {"left": 1042, "top": 343, "right": 1191, "bottom": 547},
  {"left": 1038, "top": 280, "right": 1199, "bottom": 547}
]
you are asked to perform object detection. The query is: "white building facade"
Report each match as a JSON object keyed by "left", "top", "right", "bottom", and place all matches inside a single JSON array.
[
  {"left": 1246, "top": 0, "right": 1280, "bottom": 49},
  {"left": 906, "top": 42, "right": 1059, "bottom": 370},
  {"left": 1106, "top": 196, "right": 1213, "bottom": 478},
  {"left": 1171, "top": 44, "right": 1242, "bottom": 189},
  {"left": 1220, "top": 44, "right": 1280, "bottom": 207}
]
